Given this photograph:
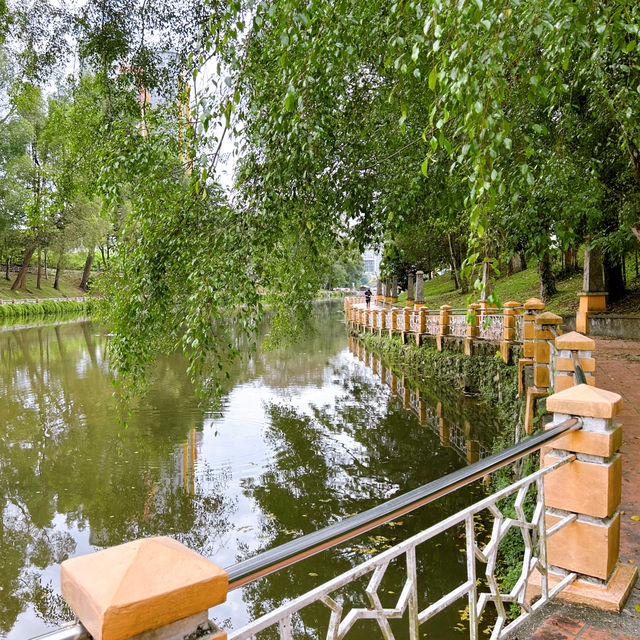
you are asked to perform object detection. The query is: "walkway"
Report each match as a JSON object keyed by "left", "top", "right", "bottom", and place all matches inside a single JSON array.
[{"left": 517, "top": 336, "right": 640, "bottom": 639}]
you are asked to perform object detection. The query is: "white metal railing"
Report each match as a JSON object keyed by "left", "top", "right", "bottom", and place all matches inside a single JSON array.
[
  {"left": 478, "top": 315, "right": 504, "bottom": 342},
  {"left": 449, "top": 314, "right": 467, "bottom": 337},
  {"left": 228, "top": 456, "right": 577, "bottom": 640},
  {"left": 0, "top": 296, "right": 87, "bottom": 305},
  {"left": 386, "top": 310, "right": 395, "bottom": 330},
  {"left": 409, "top": 311, "right": 420, "bottom": 333},
  {"left": 425, "top": 314, "right": 439, "bottom": 336},
  {"left": 515, "top": 316, "right": 524, "bottom": 343}
]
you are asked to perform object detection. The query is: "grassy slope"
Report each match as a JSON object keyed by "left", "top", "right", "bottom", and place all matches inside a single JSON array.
[
  {"left": 397, "top": 265, "right": 584, "bottom": 315},
  {"left": 0, "top": 273, "right": 86, "bottom": 301}
]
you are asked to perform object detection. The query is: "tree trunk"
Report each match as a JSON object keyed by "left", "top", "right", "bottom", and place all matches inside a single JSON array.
[
  {"left": 447, "top": 234, "right": 461, "bottom": 289},
  {"left": 36, "top": 247, "right": 42, "bottom": 289},
  {"left": 11, "top": 246, "right": 35, "bottom": 291},
  {"left": 538, "top": 251, "right": 557, "bottom": 301},
  {"left": 54, "top": 253, "right": 64, "bottom": 290},
  {"left": 100, "top": 245, "right": 108, "bottom": 270},
  {"left": 603, "top": 253, "right": 625, "bottom": 302},
  {"left": 80, "top": 249, "right": 94, "bottom": 291},
  {"left": 44, "top": 249, "right": 48, "bottom": 279},
  {"left": 5, "top": 256, "right": 9, "bottom": 281}
]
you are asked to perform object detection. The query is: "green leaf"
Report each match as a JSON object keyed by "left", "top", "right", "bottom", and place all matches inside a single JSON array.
[
  {"left": 428, "top": 66, "right": 438, "bottom": 91},
  {"left": 421, "top": 158, "right": 429, "bottom": 176}
]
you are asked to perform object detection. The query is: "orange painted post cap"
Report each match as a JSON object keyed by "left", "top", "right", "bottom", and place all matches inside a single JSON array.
[
  {"left": 535, "top": 311, "right": 563, "bottom": 325},
  {"left": 555, "top": 331, "right": 595, "bottom": 351},
  {"left": 60, "top": 537, "right": 228, "bottom": 640},
  {"left": 546, "top": 384, "right": 623, "bottom": 419},
  {"left": 524, "top": 298, "right": 545, "bottom": 310}
]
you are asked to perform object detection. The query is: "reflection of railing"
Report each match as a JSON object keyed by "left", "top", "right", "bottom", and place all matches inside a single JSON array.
[
  {"left": 478, "top": 314, "right": 504, "bottom": 341},
  {"left": 449, "top": 314, "right": 467, "bottom": 337},
  {"left": 225, "top": 420, "right": 580, "bottom": 640}
]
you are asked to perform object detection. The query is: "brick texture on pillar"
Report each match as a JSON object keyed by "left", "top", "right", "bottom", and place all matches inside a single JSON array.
[
  {"left": 500, "top": 301, "right": 521, "bottom": 364},
  {"left": 527, "top": 384, "right": 637, "bottom": 611},
  {"left": 533, "top": 311, "right": 563, "bottom": 392},
  {"left": 554, "top": 331, "right": 596, "bottom": 392},
  {"left": 60, "top": 537, "right": 228, "bottom": 640}
]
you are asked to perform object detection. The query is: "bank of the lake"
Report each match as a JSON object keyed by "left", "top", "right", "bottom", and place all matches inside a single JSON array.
[{"left": 0, "top": 298, "right": 95, "bottom": 324}]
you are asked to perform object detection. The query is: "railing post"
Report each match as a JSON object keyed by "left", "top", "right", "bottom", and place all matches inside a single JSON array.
[
  {"left": 415, "top": 307, "right": 428, "bottom": 346},
  {"left": 534, "top": 311, "right": 563, "bottom": 393},
  {"left": 402, "top": 307, "right": 411, "bottom": 344},
  {"left": 437, "top": 305, "right": 451, "bottom": 352},
  {"left": 464, "top": 303, "right": 481, "bottom": 356},
  {"left": 522, "top": 298, "right": 544, "bottom": 359},
  {"left": 501, "top": 301, "right": 521, "bottom": 364},
  {"left": 59, "top": 537, "right": 228, "bottom": 640},
  {"left": 554, "top": 332, "right": 596, "bottom": 392},
  {"left": 389, "top": 308, "right": 400, "bottom": 337},
  {"left": 528, "top": 384, "right": 638, "bottom": 611}
]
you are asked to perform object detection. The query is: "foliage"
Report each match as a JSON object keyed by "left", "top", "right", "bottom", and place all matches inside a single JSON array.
[{"left": 0, "top": 298, "right": 94, "bottom": 319}]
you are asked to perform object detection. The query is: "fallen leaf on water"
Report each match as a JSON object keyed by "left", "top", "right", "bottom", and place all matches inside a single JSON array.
[
  {"left": 308, "top": 572, "right": 318, "bottom": 577},
  {"left": 635, "top": 604, "right": 640, "bottom": 613},
  {"left": 631, "top": 515, "right": 640, "bottom": 521},
  {"left": 265, "top": 513, "right": 276, "bottom": 520}
]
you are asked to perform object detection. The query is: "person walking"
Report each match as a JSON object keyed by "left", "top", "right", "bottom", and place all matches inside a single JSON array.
[{"left": 364, "top": 288, "right": 372, "bottom": 309}]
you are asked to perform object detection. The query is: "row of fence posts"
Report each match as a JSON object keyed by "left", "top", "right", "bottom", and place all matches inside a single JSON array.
[
  {"left": 29, "top": 292, "right": 635, "bottom": 640},
  {"left": 344, "top": 289, "right": 637, "bottom": 615}
]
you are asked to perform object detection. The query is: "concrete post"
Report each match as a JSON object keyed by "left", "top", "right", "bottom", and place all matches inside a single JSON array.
[
  {"left": 415, "top": 307, "right": 428, "bottom": 346},
  {"left": 554, "top": 332, "right": 596, "bottom": 392},
  {"left": 437, "top": 305, "right": 451, "bottom": 352},
  {"left": 414, "top": 271, "right": 425, "bottom": 308},
  {"left": 389, "top": 308, "right": 400, "bottom": 337},
  {"left": 407, "top": 273, "right": 415, "bottom": 306},
  {"left": 391, "top": 276, "right": 398, "bottom": 303},
  {"left": 528, "top": 384, "right": 637, "bottom": 611},
  {"left": 500, "top": 301, "right": 521, "bottom": 364},
  {"left": 577, "top": 246, "right": 607, "bottom": 334},
  {"left": 464, "top": 303, "right": 481, "bottom": 356},
  {"left": 59, "top": 537, "right": 227, "bottom": 640}
]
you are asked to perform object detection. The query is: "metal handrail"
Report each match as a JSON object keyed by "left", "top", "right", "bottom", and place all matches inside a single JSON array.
[{"left": 31, "top": 417, "right": 580, "bottom": 640}]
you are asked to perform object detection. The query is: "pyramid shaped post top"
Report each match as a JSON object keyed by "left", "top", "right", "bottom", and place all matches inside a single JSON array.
[
  {"left": 61, "top": 537, "right": 228, "bottom": 640},
  {"left": 535, "top": 311, "right": 563, "bottom": 324},
  {"left": 547, "top": 384, "right": 623, "bottom": 419},
  {"left": 555, "top": 331, "right": 595, "bottom": 351},
  {"left": 524, "top": 298, "right": 545, "bottom": 310},
  {"left": 504, "top": 300, "right": 522, "bottom": 308}
]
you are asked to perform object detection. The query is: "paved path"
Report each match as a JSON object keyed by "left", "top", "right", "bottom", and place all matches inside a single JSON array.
[{"left": 518, "top": 337, "right": 640, "bottom": 639}]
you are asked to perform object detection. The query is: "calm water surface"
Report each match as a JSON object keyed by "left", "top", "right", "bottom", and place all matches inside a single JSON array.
[{"left": 0, "top": 303, "right": 501, "bottom": 639}]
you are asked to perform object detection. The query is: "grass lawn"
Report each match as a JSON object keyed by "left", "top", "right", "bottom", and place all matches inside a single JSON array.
[{"left": 0, "top": 273, "right": 86, "bottom": 301}]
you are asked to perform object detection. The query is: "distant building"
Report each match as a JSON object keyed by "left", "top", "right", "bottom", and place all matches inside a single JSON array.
[{"left": 362, "top": 248, "right": 382, "bottom": 277}]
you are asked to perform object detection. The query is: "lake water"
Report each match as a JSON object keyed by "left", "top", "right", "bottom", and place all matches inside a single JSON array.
[{"left": 0, "top": 302, "right": 501, "bottom": 639}]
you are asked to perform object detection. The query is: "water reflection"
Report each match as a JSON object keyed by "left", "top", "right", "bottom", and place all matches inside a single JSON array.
[{"left": 0, "top": 304, "right": 500, "bottom": 639}]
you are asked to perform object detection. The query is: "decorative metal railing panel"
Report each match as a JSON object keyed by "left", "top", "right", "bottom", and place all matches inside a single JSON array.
[
  {"left": 515, "top": 316, "right": 524, "bottom": 343},
  {"left": 228, "top": 456, "right": 577, "bottom": 640},
  {"left": 425, "top": 314, "right": 439, "bottom": 335},
  {"left": 409, "top": 312, "right": 420, "bottom": 333},
  {"left": 386, "top": 310, "right": 395, "bottom": 330},
  {"left": 449, "top": 314, "right": 467, "bottom": 337},
  {"left": 478, "top": 315, "right": 504, "bottom": 342}
]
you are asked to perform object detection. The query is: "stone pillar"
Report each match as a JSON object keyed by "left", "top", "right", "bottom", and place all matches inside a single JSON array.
[
  {"left": 533, "top": 312, "right": 563, "bottom": 393},
  {"left": 500, "top": 301, "right": 521, "bottom": 364},
  {"left": 407, "top": 273, "right": 415, "bottom": 306},
  {"left": 523, "top": 298, "right": 545, "bottom": 358},
  {"left": 391, "top": 276, "right": 398, "bottom": 303},
  {"left": 376, "top": 278, "right": 383, "bottom": 302},
  {"left": 577, "top": 246, "right": 607, "bottom": 334},
  {"left": 59, "top": 537, "right": 227, "bottom": 640},
  {"left": 437, "top": 305, "right": 451, "bottom": 351},
  {"left": 554, "top": 332, "right": 596, "bottom": 392},
  {"left": 529, "top": 384, "right": 637, "bottom": 611},
  {"left": 414, "top": 271, "right": 425, "bottom": 308}
]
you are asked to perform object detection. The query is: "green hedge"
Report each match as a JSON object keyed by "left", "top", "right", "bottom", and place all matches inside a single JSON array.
[{"left": 0, "top": 299, "right": 95, "bottom": 320}]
